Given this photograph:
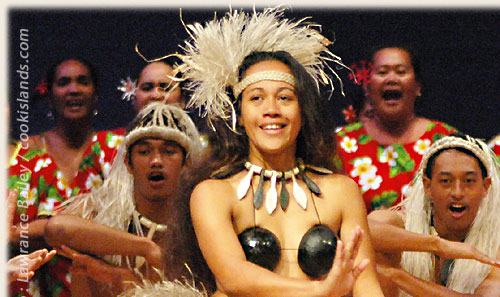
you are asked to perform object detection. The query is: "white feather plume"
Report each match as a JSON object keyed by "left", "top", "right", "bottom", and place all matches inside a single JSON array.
[{"left": 176, "top": 7, "right": 347, "bottom": 130}]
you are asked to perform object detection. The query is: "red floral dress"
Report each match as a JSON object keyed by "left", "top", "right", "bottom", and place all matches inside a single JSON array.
[
  {"left": 489, "top": 135, "right": 500, "bottom": 162},
  {"left": 334, "top": 120, "right": 456, "bottom": 213},
  {"left": 7, "top": 128, "right": 125, "bottom": 297}
]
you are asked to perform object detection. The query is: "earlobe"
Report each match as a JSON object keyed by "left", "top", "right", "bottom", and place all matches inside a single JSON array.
[
  {"left": 422, "top": 176, "right": 432, "bottom": 198},
  {"left": 483, "top": 176, "right": 492, "bottom": 192},
  {"left": 124, "top": 154, "right": 133, "bottom": 173}
]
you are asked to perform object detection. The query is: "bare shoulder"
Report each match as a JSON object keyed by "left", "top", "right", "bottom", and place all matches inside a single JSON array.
[
  {"left": 191, "top": 177, "right": 235, "bottom": 205},
  {"left": 311, "top": 173, "right": 367, "bottom": 217},
  {"left": 193, "top": 178, "right": 226, "bottom": 195},
  {"left": 316, "top": 173, "right": 362, "bottom": 197}
]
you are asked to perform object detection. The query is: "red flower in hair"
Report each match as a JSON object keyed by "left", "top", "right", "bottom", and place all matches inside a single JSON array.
[
  {"left": 348, "top": 60, "right": 373, "bottom": 86},
  {"left": 35, "top": 79, "right": 48, "bottom": 96},
  {"left": 342, "top": 105, "right": 357, "bottom": 124}
]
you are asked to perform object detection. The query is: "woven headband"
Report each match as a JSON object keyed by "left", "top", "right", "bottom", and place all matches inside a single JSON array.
[
  {"left": 420, "top": 135, "right": 492, "bottom": 176},
  {"left": 233, "top": 71, "right": 296, "bottom": 97},
  {"left": 125, "top": 102, "right": 202, "bottom": 162}
]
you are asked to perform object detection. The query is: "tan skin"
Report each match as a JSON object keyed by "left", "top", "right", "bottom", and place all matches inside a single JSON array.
[
  {"left": 133, "top": 61, "right": 185, "bottom": 112},
  {"left": 6, "top": 189, "right": 57, "bottom": 283},
  {"left": 9, "top": 59, "right": 98, "bottom": 252},
  {"left": 44, "top": 137, "right": 186, "bottom": 296},
  {"left": 368, "top": 150, "right": 500, "bottom": 297},
  {"left": 21, "top": 59, "right": 97, "bottom": 184},
  {"left": 363, "top": 47, "right": 429, "bottom": 146},
  {"left": 191, "top": 60, "right": 384, "bottom": 297}
]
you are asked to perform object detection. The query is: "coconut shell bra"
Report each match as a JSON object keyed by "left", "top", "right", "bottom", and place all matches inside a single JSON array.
[
  {"left": 238, "top": 224, "right": 337, "bottom": 279},
  {"left": 233, "top": 161, "right": 338, "bottom": 279}
]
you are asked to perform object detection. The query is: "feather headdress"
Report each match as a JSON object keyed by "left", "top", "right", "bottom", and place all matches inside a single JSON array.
[
  {"left": 400, "top": 134, "right": 500, "bottom": 296},
  {"left": 175, "top": 7, "right": 347, "bottom": 130}
]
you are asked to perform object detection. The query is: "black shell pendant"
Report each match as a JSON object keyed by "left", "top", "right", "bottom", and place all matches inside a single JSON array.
[
  {"left": 298, "top": 168, "right": 321, "bottom": 196},
  {"left": 280, "top": 172, "right": 289, "bottom": 210},
  {"left": 253, "top": 169, "right": 265, "bottom": 209}
]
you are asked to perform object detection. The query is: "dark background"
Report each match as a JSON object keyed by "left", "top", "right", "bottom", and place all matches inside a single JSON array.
[{"left": 8, "top": 7, "right": 500, "bottom": 141}]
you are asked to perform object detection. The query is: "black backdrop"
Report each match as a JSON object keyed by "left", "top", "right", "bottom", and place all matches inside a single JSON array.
[{"left": 8, "top": 7, "right": 500, "bottom": 141}]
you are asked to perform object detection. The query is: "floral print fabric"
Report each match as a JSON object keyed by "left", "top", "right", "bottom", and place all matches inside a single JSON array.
[
  {"left": 7, "top": 128, "right": 124, "bottom": 297},
  {"left": 334, "top": 121, "right": 456, "bottom": 213},
  {"left": 489, "top": 135, "right": 500, "bottom": 162}
]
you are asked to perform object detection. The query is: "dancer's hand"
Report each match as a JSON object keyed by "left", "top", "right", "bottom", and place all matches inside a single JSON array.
[
  {"left": 8, "top": 249, "right": 56, "bottom": 283},
  {"left": 436, "top": 237, "right": 500, "bottom": 267},
  {"left": 318, "top": 226, "right": 370, "bottom": 297},
  {"left": 59, "top": 245, "right": 135, "bottom": 283}
]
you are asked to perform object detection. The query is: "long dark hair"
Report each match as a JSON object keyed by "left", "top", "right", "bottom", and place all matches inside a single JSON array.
[{"left": 198, "top": 51, "right": 337, "bottom": 179}]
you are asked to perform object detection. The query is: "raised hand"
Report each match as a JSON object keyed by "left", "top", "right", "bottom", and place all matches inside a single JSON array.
[{"left": 320, "top": 226, "right": 370, "bottom": 297}]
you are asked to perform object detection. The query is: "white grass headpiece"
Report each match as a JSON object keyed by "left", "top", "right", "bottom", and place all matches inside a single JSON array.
[
  {"left": 118, "top": 267, "right": 207, "bottom": 297},
  {"left": 125, "top": 102, "right": 202, "bottom": 163},
  {"left": 175, "top": 6, "right": 347, "bottom": 130},
  {"left": 400, "top": 134, "right": 500, "bottom": 295},
  {"left": 61, "top": 102, "right": 202, "bottom": 266}
]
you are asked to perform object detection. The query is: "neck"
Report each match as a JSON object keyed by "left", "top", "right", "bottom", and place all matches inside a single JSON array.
[
  {"left": 374, "top": 113, "right": 416, "bottom": 138},
  {"left": 248, "top": 146, "right": 297, "bottom": 172},
  {"left": 433, "top": 219, "right": 468, "bottom": 242},
  {"left": 52, "top": 120, "right": 94, "bottom": 149},
  {"left": 134, "top": 196, "right": 172, "bottom": 225}
]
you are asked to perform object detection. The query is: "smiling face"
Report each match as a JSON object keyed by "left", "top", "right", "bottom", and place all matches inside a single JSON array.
[
  {"left": 126, "top": 137, "right": 185, "bottom": 203},
  {"left": 365, "top": 47, "right": 421, "bottom": 122},
  {"left": 134, "top": 62, "right": 183, "bottom": 111},
  {"left": 423, "top": 149, "right": 491, "bottom": 240},
  {"left": 239, "top": 60, "right": 302, "bottom": 161},
  {"left": 50, "top": 59, "right": 97, "bottom": 121}
]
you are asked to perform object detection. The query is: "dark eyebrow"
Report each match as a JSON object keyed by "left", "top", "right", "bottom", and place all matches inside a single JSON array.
[
  {"left": 436, "top": 171, "right": 480, "bottom": 177},
  {"left": 246, "top": 86, "right": 295, "bottom": 93},
  {"left": 464, "top": 171, "right": 480, "bottom": 176},
  {"left": 134, "top": 139, "right": 152, "bottom": 146},
  {"left": 436, "top": 172, "right": 452, "bottom": 176},
  {"left": 277, "top": 86, "right": 295, "bottom": 92}
]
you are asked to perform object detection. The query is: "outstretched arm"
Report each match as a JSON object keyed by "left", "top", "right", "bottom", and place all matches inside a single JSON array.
[
  {"left": 45, "top": 214, "right": 163, "bottom": 268},
  {"left": 379, "top": 254, "right": 500, "bottom": 297},
  {"left": 7, "top": 189, "right": 50, "bottom": 253},
  {"left": 191, "top": 179, "right": 368, "bottom": 297},
  {"left": 368, "top": 209, "right": 500, "bottom": 267}
]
